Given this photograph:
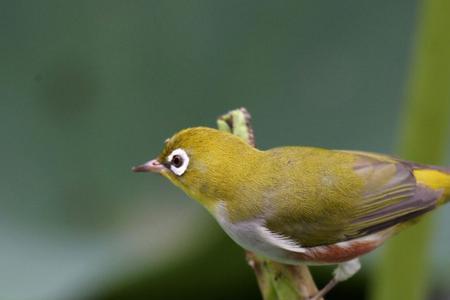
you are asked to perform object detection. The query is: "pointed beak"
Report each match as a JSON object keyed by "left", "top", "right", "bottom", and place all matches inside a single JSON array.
[{"left": 132, "top": 159, "right": 165, "bottom": 173}]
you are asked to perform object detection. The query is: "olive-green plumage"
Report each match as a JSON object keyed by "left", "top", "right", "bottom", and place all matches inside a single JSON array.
[
  {"left": 148, "top": 127, "right": 450, "bottom": 248},
  {"left": 133, "top": 125, "right": 450, "bottom": 298}
]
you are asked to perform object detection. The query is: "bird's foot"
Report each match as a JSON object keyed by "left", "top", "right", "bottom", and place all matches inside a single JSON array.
[
  {"left": 306, "top": 278, "right": 338, "bottom": 300},
  {"left": 307, "top": 258, "right": 361, "bottom": 300}
]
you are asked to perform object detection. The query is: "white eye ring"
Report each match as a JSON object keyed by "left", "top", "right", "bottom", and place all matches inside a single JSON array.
[{"left": 167, "top": 148, "right": 190, "bottom": 176}]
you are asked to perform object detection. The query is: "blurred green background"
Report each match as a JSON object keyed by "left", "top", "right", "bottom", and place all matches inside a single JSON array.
[{"left": 1, "top": 1, "right": 450, "bottom": 299}]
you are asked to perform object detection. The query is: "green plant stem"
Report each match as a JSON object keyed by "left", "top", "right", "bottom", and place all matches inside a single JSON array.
[
  {"left": 370, "top": 0, "right": 450, "bottom": 299},
  {"left": 217, "top": 108, "right": 321, "bottom": 300}
]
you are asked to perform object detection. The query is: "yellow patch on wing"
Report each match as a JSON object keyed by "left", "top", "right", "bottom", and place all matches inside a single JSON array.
[{"left": 414, "top": 169, "right": 450, "bottom": 202}]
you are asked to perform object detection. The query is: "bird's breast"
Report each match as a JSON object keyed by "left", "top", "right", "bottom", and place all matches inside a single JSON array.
[{"left": 213, "top": 201, "right": 303, "bottom": 264}]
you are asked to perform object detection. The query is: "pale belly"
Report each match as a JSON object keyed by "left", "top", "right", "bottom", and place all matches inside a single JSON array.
[{"left": 213, "top": 202, "right": 391, "bottom": 265}]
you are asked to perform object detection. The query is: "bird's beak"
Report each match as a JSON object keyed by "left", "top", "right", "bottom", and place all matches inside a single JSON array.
[{"left": 132, "top": 159, "right": 165, "bottom": 173}]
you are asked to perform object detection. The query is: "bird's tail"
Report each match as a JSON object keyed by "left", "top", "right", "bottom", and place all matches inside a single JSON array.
[{"left": 413, "top": 167, "right": 450, "bottom": 206}]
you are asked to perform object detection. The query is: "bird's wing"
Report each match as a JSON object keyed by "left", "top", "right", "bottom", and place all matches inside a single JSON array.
[
  {"left": 264, "top": 151, "right": 442, "bottom": 247},
  {"left": 339, "top": 151, "right": 440, "bottom": 239}
]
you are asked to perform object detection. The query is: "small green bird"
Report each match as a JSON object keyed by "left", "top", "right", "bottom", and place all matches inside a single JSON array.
[{"left": 133, "top": 126, "right": 450, "bottom": 299}]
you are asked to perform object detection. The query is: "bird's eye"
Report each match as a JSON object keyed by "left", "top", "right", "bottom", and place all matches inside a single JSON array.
[
  {"left": 171, "top": 155, "right": 183, "bottom": 168},
  {"left": 167, "top": 148, "right": 189, "bottom": 176}
]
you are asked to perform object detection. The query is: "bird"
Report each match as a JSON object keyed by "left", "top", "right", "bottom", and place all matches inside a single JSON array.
[{"left": 133, "top": 126, "right": 450, "bottom": 299}]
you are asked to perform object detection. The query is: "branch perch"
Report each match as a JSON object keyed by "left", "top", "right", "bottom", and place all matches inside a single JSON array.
[{"left": 217, "top": 108, "right": 322, "bottom": 300}]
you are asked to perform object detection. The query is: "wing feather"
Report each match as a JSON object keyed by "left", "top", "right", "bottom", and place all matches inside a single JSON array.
[
  {"left": 345, "top": 154, "right": 440, "bottom": 238},
  {"left": 265, "top": 151, "right": 441, "bottom": 247}
]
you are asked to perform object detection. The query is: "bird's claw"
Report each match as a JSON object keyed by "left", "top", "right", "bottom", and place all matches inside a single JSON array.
[{"left": 306, "top": 295, "right": 320, "bottom": 300}]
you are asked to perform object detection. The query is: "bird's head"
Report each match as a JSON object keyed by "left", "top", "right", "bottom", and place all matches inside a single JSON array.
[{"left": 133, "top": 127, "right": 259, "bottom": 209}]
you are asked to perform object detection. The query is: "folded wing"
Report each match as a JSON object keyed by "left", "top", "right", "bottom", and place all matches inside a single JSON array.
[
  {"left": 264, "top": 151, "right": 442, "bottom": 248},
  {"left": 342, "top": 151, "right": 440, "bottom": 239}
]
